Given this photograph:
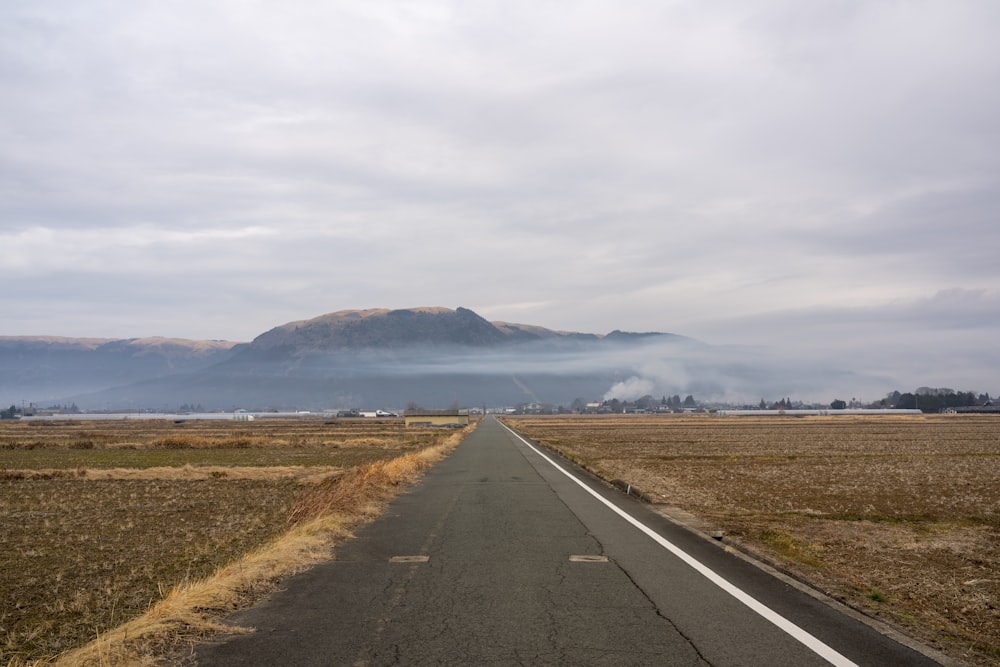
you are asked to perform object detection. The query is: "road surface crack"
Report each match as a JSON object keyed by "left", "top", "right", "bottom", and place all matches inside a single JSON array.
[{"left": 615, "top": 562, "right": 713, "bottom": 666}]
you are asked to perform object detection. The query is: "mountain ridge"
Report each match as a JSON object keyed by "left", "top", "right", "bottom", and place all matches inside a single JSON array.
[
  {"left": 1, "top": 306, "right": 689, "bottom": 409},
  {"left": 244, "top": 306, "right": 677, "bottom": 354},
  {"left": 2, "top": 307, "right": 677, "bottom": 353},
  {"left": 0, "top": 335, "right": 241, "bottom": 353}
]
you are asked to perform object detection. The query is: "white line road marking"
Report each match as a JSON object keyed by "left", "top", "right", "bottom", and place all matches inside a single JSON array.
[
  {"left": 498, "top": 420, "right": 859, "bottom": 667},
  {"left": 389, "top": 555, "right": 430, "bottom": 563}
]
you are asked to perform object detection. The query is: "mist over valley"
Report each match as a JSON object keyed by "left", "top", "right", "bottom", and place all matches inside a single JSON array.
[{"left": 3, "top": 307, "right": 987, "bottom": 413}]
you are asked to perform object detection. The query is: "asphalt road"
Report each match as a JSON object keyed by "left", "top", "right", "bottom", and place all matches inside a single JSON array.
[{"left": 192, "top": 417, "right": 942, "bottom": 666}]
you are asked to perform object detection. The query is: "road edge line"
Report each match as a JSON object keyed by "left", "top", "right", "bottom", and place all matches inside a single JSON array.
[{"left": 497, "top": 419, "right": 859, "bottom": 667}]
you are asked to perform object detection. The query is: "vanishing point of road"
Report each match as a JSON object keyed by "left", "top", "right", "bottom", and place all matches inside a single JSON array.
[{"left": 192, "top": 417, "right": 943, "bottom": 666}]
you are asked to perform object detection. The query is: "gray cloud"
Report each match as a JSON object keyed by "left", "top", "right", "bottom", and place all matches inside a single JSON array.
[{"left": 1, "top": 1, "right": 998, "bottom": 399}]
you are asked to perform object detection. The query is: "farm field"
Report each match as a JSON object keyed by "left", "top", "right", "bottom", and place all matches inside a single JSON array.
[
  {"left": 0, "top": 417, "right": 464, "bottom": 665},
  {"left": 506, "top": 413, "right": 1000, "bottom": 667}
]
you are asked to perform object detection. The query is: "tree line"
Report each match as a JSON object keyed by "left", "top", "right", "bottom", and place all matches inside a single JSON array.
[{"left": 879, "top": 389, "right": 990, "bottom": 413}]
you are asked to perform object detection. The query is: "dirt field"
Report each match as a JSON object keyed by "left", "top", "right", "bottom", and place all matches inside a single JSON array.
[
  {"left": 506, "top": 414, "right": 1000, "bottom": 667},
  {"left": 0, "top": 417, "right": 460, "bottom": 664}
]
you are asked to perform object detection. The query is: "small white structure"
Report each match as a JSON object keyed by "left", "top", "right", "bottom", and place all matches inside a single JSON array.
[{"left": 359, "top": 410, "right": 399, "bottom": 418}]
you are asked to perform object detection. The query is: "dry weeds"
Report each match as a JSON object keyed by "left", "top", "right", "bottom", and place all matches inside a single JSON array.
[
  {"left": 0, "top": 419, "right": 470, "bottom": 666},
  {"left": 507, "top": 414, "right": 1000, "bottom": 667}
]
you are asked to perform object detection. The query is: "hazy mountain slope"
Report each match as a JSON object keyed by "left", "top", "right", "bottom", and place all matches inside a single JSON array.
[
  {"left": 6, "top": 307, "right": 692, "bottom": 410},
  {"left": 0, "top": 336, "right": 241, "bottom": 406}
]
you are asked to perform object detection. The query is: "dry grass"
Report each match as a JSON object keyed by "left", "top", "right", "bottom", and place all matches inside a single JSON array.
[
  {"left": 0, "top": 419, "right": 470, "bottom": 666},
  {"left": 506, "top": 413, "right": 1000, "bottom": 667},
  {"left": 0, "top": 466, "right": 341, "bottom": 483},
  {"left": 0, "top": 418, "right": 445, "bottom": 452}
]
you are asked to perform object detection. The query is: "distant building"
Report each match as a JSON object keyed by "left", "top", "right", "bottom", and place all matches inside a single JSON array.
[
  {"left": 359, "top": 410, "right": 398, "bottom": 418},
  {"left": 404, "top": 409, "right": 470, "bottom": 428}
]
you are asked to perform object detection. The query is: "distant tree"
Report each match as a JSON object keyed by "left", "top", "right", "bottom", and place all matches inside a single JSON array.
[
  {"left": 896, "top": 389, "right": 978, "bottom": 413},
  {"left": 570, "top": 398, "right": 588, "bottom": 413},
  {"left": 1, "top": 405, "right": 17, "bottom": 420},
  {"left": 830, "top": 399, "right": 847, "bottom": 410},
  {"left": 683, "top": 395, "right": 696, "bottom": 408},
  {"left": 635, "top": 395, "right": 654, "bottom": 410}
]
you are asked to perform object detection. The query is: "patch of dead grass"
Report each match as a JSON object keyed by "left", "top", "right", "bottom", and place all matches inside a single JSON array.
[{"left": 0, "top": 466, "right": 342, "bottom": 482}]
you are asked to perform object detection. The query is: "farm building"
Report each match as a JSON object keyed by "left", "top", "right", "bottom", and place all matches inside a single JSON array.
[{"left": 404, "top": 409, "right": 470, "bottom": 428}]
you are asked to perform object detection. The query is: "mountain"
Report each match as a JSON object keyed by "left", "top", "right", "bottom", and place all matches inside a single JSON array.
[
  {"left": 236, "top": 306, "right": 667, "bottom": 359},
  {"left": 0, "top": 336, "right": 241, "bottom": 407},
  {"left": 2, "top": 307, "right": 693, "bottom": 410},
  {"left": 243, "top": 307, "right": 510, "bottom": 356}
]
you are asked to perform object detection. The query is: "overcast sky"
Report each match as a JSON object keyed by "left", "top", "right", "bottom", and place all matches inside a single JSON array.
[{"left": 2, "top": 1, "right": 998, "bottom": 400}]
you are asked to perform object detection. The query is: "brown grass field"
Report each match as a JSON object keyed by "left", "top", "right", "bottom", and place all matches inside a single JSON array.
[
  {"left": 0, "top": 417, "right": 469, "bottom": 666},
  {"left": 506, "top": 413, "right": 1000, "bottom": 666}
]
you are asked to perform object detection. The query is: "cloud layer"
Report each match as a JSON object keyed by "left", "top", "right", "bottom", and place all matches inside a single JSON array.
[{"left": 2, "top": 1, "right": 998, "bottom": 400}]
